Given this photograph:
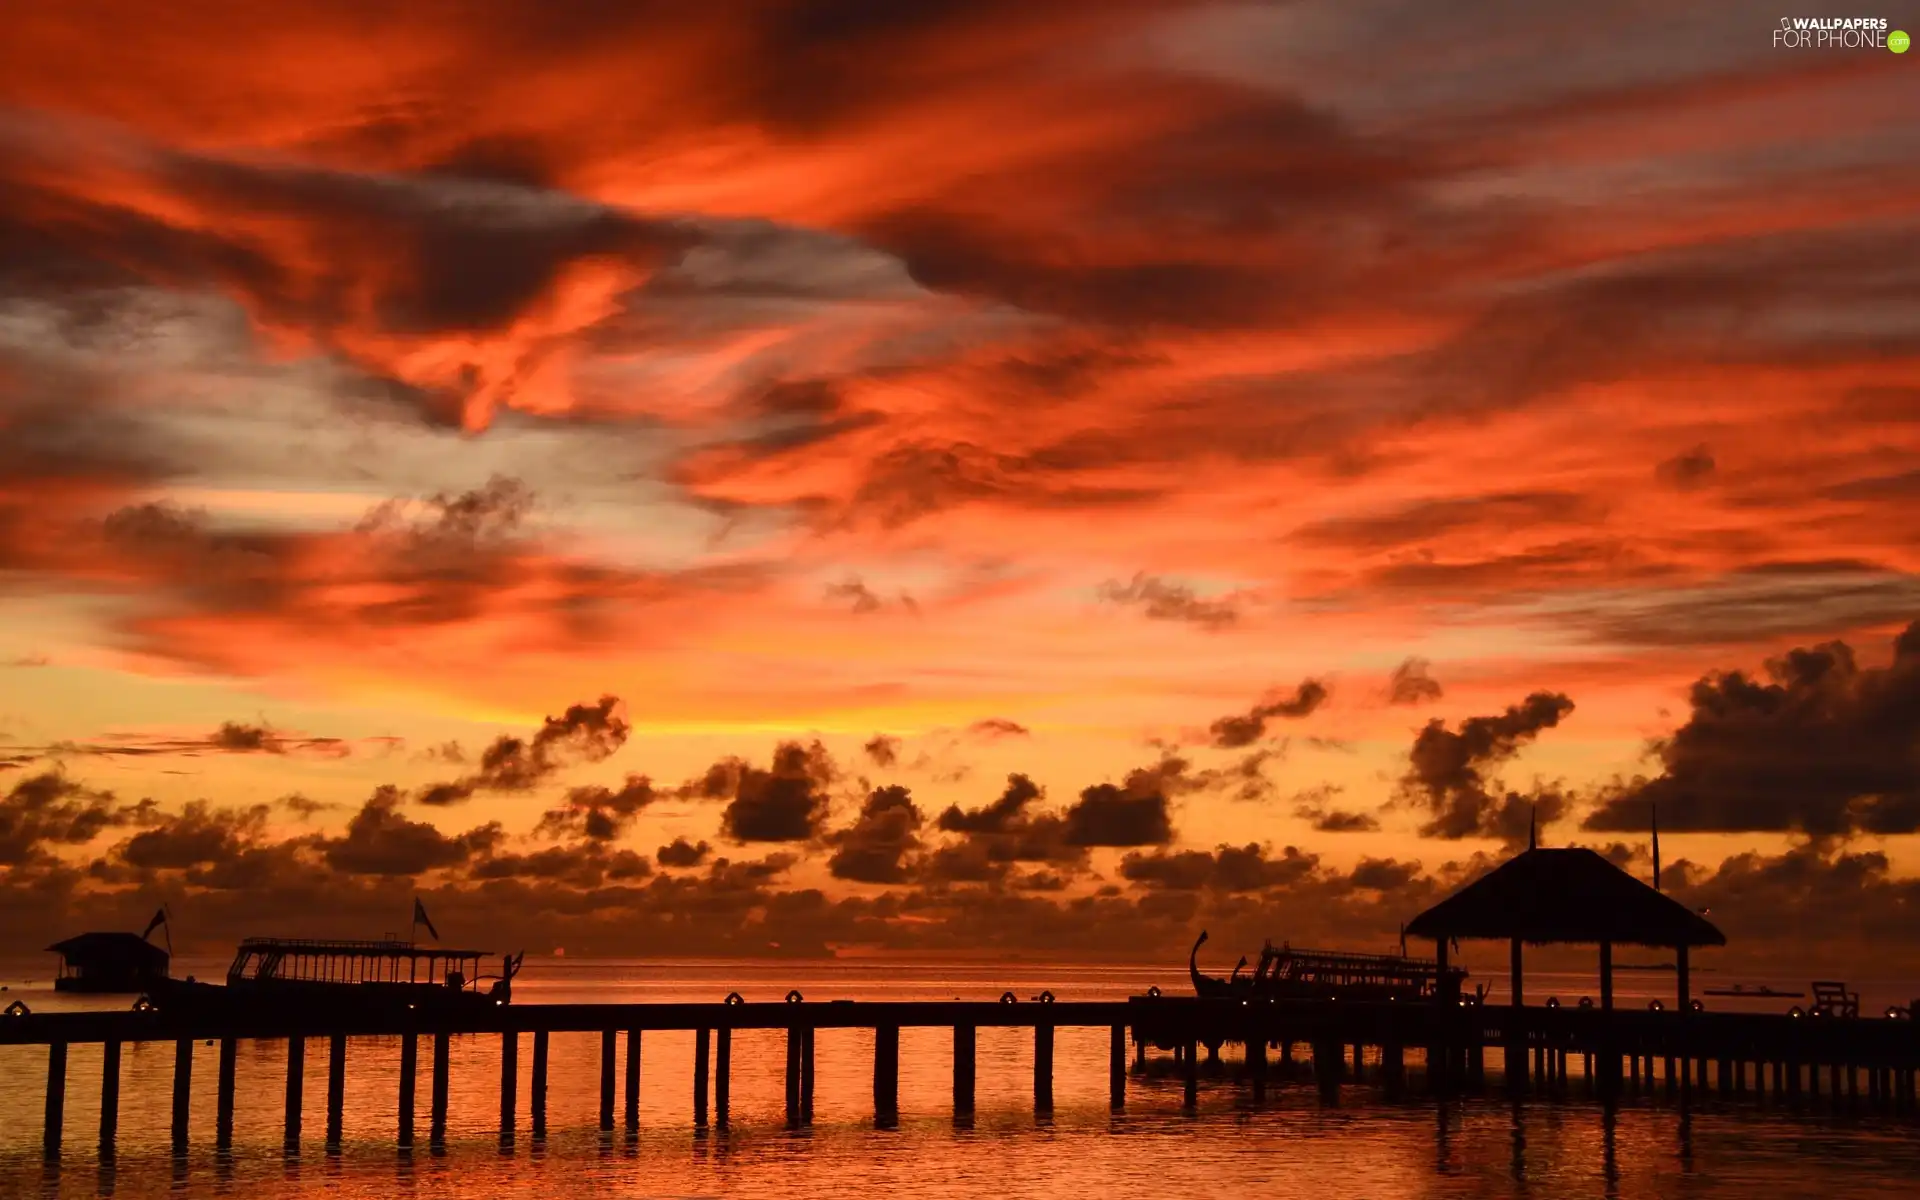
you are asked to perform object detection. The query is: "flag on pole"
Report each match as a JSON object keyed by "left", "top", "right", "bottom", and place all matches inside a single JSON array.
[
  {"left": 141, "top": 907, "right": 167, "bottom": 940},
  {"left": 413, "top": 897, "right": 439, "bottom": 942}
]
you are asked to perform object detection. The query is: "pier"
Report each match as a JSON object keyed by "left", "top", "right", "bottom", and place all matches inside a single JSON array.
[{"left": 6, "top": 992, "right": 1918, "bottom": 1156}]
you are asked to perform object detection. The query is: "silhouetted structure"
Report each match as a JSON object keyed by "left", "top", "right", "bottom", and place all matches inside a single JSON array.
[
  {"left": 146, "top": 937, "right": 522, "bottom": 1018},
  {"left": 47, "top": 933, "right": 169, "bottom": 994},
  {"left": 1405, "top": 843, "right": 1725, "bottom": 1088},
  {"left": 1406, "top": 845, "right": 1725, "bottom": 1009},
  {"left": 1189, "top": 930, "right": 1461, "bottom": 1002}
]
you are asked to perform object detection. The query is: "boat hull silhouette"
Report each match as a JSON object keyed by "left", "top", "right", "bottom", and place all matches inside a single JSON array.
[
  {"left": 141, "top": 935, "right": 522, "bottom": 1019},
  {"left": 143, "top": 974, "right": 507, "bottom": 1019},
  {"left": 1188, "top": 931, "right": 1462, "bottom": 1002}
]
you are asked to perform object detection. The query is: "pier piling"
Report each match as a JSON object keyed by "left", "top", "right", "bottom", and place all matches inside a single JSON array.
[
  {"left": 784, "top": 1027, "right": 802, "bottom": 1123},
  {"left": 715, "top": 1028, "right": 731, "bottom": 1127},
  {"left": 430, "top": 1031, "right": 450, "bottom": 1146},
  {"left": 1109, "top": 1025, "right": 1126, "bottom": 1108},
  {"left": 43, "top": 1041, "right": 67, "bottom": 1157},
  {"left": 530, "top": 1030, "right": 548, "bottom": 1139},
  {"left": 624, "top": 1030, "right": 642, "bottom": 1132},
  {"left": 598, "top": 1029, "right": 616, "bottom": 1131},
  {"left": 1035, "top": 1022, "right": 1054, "bottom": 1112},
  {"left": 171, "top": 1038, "right": 193, "bottom": 1152},
  {"left": 801, "top": 1027, "right": 816, "bottom": 1121},
  {"left": 954, "top": 1024, "right": 977, "bottom": 1114},
  {"left": 693, "top": 1027, "right": 710, "bottom": 1127},
  {"left": 500, "top": 1031, "right": 518, "bottom": 1140},
  {"left": 874, "top": 1024, "right": 900, "bottom": 1123},
  {"left": 398, "top": 1032, "right": 418, "bottom": 1148},
  {"left": 327, "top": 1034, "right": 346, "bottom": 1148},
  {"left": 285, "top": 1036, "right": 305, "bottom": 1149},
  {"left": 215, "top": 1038, "right": 236, "bottom": 1150},
  {"left": 99, "top": 1041, "right": 121, "bottom": 1151}
]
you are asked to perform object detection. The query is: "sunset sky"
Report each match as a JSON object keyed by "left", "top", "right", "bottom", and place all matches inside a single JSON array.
[{"left": 2, "top": 2, "right": 1916, "bottom": 971}]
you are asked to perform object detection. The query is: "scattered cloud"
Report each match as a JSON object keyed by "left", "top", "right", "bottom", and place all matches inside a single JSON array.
[
  {"left": 1586, "top": 622, "right": 1920, "bottom": 839},
  {"left": 1399, "top": 692, "right": 1575, "bottom": 840},
  {"left": 1098, "top": 573, "right": 1241, "bottom": 630},
  {"left": 1207, "top": 680, "right": 1329, "bottom": 748},
  {"left": 1387, "top": 658, "right": 1443, "bottom": 707}
]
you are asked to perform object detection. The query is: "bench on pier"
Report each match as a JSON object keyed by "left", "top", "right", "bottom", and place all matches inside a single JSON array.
[{"left": 1811, "top": 981, "right": 1859, "bottom": 1019}]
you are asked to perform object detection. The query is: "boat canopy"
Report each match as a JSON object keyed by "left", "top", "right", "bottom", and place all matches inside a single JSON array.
[{"left": 228, "top": 937, "right": 491, "bottom": 987}]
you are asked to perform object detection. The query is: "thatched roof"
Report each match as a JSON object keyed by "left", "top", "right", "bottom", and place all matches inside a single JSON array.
[
  {"left": 1404, "top": 847, "right": 1725, "bottom": 949},
  {"left": 47, "top": 932, "right": 170, "bottom": 968}
]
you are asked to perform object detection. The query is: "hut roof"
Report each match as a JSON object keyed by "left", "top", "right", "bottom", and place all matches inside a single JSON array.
[
  {"left": 47, "top": 932, "right": 170, "bottom": 968},
  {"left": 1404, "top": 847, "right": 1725, "bottom": 949}
]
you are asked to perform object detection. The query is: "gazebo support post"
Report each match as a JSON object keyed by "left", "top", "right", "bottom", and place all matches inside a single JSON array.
[
  {"left": 1597, "top": 939, "right": 1616, "bottom": 1095},
  {"left": 1599, "top": 940, "right": 1613, "bottom": 1011},
  {"left": 1433, "top": 937, "right": 1452, "bottom": 1089},
  {"left": 1509, "top": 937, "right": 1526, "bottom": 1090}
]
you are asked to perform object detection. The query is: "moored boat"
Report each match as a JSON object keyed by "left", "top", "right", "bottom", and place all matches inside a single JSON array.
[
  {"left": 1189, "top": 930, "right": 1464, "bottom": 1003},
  {"left": 143, "top": 934, "right": 524, "bottom": 1018}
]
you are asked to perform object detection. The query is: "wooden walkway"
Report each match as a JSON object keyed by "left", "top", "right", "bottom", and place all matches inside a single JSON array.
[{"left": 5, "top": 994, "right": 1917, "bottom": 1155}]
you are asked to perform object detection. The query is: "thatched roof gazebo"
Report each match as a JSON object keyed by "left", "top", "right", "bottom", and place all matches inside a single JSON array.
[{"left": 1405, "top": 844, "right": 1725, "bottom": 1014}]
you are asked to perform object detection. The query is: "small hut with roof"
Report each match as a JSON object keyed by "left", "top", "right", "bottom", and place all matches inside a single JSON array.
[
  {"left": 1404, "top": 830, "right": 1725, "bottom": 1015},
  {"left": 47, "top": 932, "right": 170, "bottom": 993}
]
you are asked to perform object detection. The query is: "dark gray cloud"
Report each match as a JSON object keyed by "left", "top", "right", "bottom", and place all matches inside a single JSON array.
[
  {"left": 1400, "top": 691, "right": 1575, "bottom": 839},
  {"left": 1586, "top": 622, "right": 1920, "bottom": 838},
  {"left": 115, "top": 801, "right": 270, "bottom": 870},
  {"left": 0, "top": 771, "right": 139, "bottom": 866},
  {"left": 1064, "top": 766, "right": 1177, "bottom": 847},
  {"left": 1120, "top": 842, "right": 1319, "bottom": 892},
  {"left": 536, "top": 775, "right": 659, "bottom": 841},
  {"left": 322, "top": 786, "right": 503, "bottom": 876},
  {"left": 863, "top": 734, "right": 901, "bottom": 768},
  {"left": 683, "top": 740, "right": 837, "bottom": 843},
  {"left": 468, "top": 843, "right": 653, "bottom": 887},
  {"left": 1296, "top": 802, "right": 1381, "bottom": 833},
  {"left": 656, "top": 837, "right": 712, "bottom": 868},
  {"left": 1387, "top": 658, "right": 1443, "bottom": 707},
  {"left": 419, "top": 694, "right": 631, "bottom": 805},
  {"left": 826, "top": 785, "right": 925, "bottom": 884},
  {"left": 1208, "top": 679, "right": 1329, "bottom": 747}
]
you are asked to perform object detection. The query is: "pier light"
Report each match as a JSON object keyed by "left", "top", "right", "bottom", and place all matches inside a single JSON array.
[
  {"left": 1689, "top": 999, "right": 1705, "bottom": 1012},
  {"left": 1648, "top": 999, "right": 1664, "bottom": 1012},
  {"left": 1546, "top": 996, "right": 1560, "bottom": 1009},
  {"left": 1578, "top": 997, "right": 1594, "bottom": 1010}
]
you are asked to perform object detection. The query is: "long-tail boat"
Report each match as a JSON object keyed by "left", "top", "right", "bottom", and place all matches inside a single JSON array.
[
  {"left": 1189, "top": 930, "right": 1463, "bottom": 1002},
  {"left": 144, "top": 936, "right": 523, "bottom": 1018}
]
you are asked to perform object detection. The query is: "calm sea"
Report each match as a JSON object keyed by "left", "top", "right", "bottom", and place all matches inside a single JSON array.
[{"left": 3, "top": 958, "right": 1917, "bottom": 1198}]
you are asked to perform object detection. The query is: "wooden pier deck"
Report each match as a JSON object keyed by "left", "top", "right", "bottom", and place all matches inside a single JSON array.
[{"left": 5, "top": 994, "right": 1917, "bottom": 1156}]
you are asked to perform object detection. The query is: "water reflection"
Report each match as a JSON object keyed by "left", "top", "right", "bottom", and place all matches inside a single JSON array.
[
  {"left": 1507, "top": 1100, "right": 1526, "bottom": 1184},
  {"left": 1601, "top": 1103, "right": 1619, "bottom": 1198}
]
